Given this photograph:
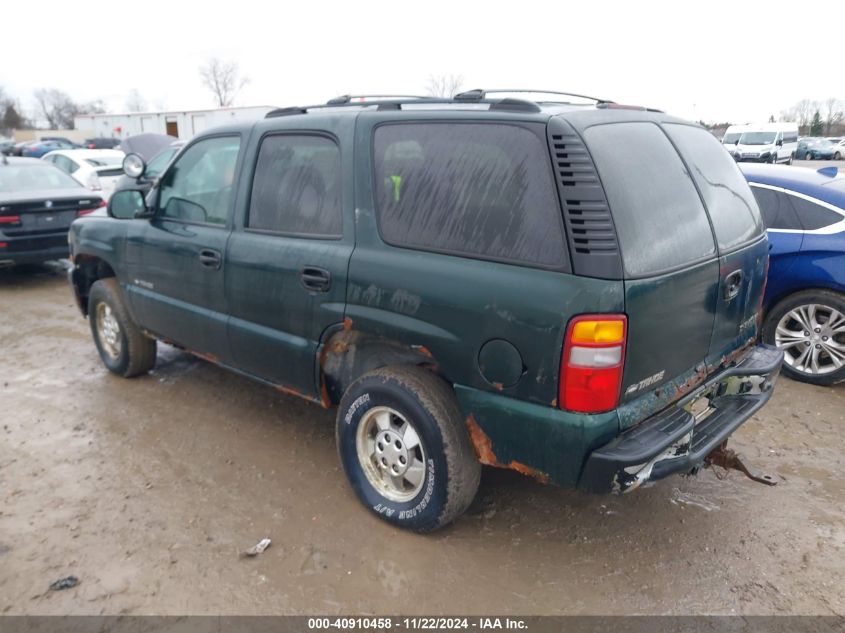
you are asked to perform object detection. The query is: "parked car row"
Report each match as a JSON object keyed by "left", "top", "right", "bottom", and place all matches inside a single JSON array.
[
  {"left": 1, "top": 136, "right": 123, "bottom": 157},
  {"left": 722, "top": 124, "right": 845, "bottom": 163}
]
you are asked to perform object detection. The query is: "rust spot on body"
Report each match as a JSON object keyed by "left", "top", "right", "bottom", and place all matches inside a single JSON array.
[
  {"left": 189, "top": 350, "right": 219, "bottom": 364},
  {"left": 465, "top": 414, "right": 550, "bottom": 484},
  {"left": 342, "top": 317, "right": 353, "bottom": 331},
  {"left": 412, "top": 345, "right": 433, "bottom": 358},
  {"left": 491, "top": 382, "right": 504, "bottom": 392}
]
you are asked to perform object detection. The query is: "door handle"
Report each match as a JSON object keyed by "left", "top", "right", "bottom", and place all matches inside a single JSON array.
[
  {"left": 300, "top": 266, "right": 331, "bottom": 292},
  {"left": 198, "top": 248, "right": 222, "bottom": 270},
  {"left": 723, "top": 269, "right": 743, "bottom": 301}
]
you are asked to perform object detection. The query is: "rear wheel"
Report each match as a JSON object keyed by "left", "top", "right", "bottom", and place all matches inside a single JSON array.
[
  {"left": 805, "top": 152, "right": 813, "bottom": 161},
  {"left": 835, "top": 151, "right": 841, "bottom": 160},
  {"left": 88, "top": 278, "right": 157, "bottom": 377},
  {"left": 786, "top": 153, "right": 793, "bottom": 165},
  {"left": 336, "top": 365, "right": 481, "bottom": 532},
  {"left": 763, "top": 290, "right": 845, "bottom": 386}
]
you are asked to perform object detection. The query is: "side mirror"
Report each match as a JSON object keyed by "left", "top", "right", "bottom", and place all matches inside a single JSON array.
[
  {"left": 108, "top": 189, "right": 151, "bottom": 219},
  {"left": 734, "top": 139, "right": 739, "bottom": 145},
  {"left": 776, "top": 139, "right": 783, "bottom": 147},
  {"left": 122, "top": 153, "right": 146, "bottom": 179}
]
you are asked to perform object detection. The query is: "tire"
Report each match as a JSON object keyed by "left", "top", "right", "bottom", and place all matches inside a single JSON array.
[
  {"left": 786, "top": 153, "right": 793, "bottom": 165},
  {"left": 762, "top": 290, "right": 845, "bottom": 386},
  {"left": 88, "top": 278, "right": 156, "bottom": 378},
  {"left": 834, "top": 152, "right": 841, "bottom": 160},
  {"left": 769, "top": 153, "right": 777, "bottom": 164},
  {"left": 805, "top": 152, "right": 813, "bottom": 161},
  {"left": 336, "top": 365, "right": 481, "bottom": 532}
]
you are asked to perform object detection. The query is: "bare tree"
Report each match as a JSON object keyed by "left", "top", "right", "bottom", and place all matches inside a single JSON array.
[
  {"left": 425, "top": 74, "right": 464, "bottom": 98},
  {"left": 199, "top": 57, "right": 249, "bottom": 107},
  {"left": 823, "top": 97, "right": 843, "bottom": 135},
  {"left": 125, "top": 89, "right": 147, "bottom": 113},
  {"left": 33, "top": 89, "right": 104, "bottom": 129},
  {"left": 33, "top": 88, "right": 77, "bottom": 129}
]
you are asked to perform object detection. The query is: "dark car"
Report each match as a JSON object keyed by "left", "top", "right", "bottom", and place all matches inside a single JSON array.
[
  {"left": 114, "top": 133, "right": 182, "bottom": 195},
  {"left": 741, "top": 163, "right": 845, "bottom": 385},
  {"left": 84, "top": 137, "right": 122, "bottom": 150},
  {"left": 0, "top": 157, "right": 105, "bottom": 265},
  {"left": 0, "top": 140, "right": 16, "bottom": 156},
  {"left": 797, "top": 138, "right": 836, "bottom": 160},
  {"left": 67, "top": 91, "right": 782, "bottom": 531}
]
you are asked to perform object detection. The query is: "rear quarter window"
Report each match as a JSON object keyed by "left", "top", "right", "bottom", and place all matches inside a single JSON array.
[
  {"left": 664, "top": 123, "right": 764, "bottom": 251},
  {"left": 751, "top": 186, "right": 802, "bottom": 230},
  {"left": 583, "top": 121, "right": 716, "bottom": 277},
  {"left": 372, "top": 122, "right": 567, "bottom": 269},
  {"left": 787, "top": 195, "right": 844, "bottom": 231}
]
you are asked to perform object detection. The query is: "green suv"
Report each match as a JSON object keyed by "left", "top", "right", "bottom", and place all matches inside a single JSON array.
[{"left": 68, "top": 90, "right": 783, "bottom": 531}]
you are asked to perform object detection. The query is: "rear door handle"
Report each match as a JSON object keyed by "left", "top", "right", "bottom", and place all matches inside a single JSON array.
[
  {"left": 723, "top": 269, "right": 743, "bottom": 301},
  {"left": 198, "top": 248, "right": 222, "bottom": 270},
  {"left": 300, "top": 266, "right": 331, "bottom": 292}
]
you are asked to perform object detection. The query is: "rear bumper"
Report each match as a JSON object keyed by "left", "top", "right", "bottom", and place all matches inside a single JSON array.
[
  {"left": 0, "top": 233, "right": 69, "bottom": 265},
  {"left": 578, "top": 344, "right": 783, "bottom": 494}
]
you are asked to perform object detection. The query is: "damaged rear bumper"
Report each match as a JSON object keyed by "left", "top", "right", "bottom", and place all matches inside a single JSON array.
[{"left": 578, "top": 344, "right": 783, "bottom": 494}]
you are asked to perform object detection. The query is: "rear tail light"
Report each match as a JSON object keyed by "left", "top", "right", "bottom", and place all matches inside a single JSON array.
[
  {"left": 0, "top": 242, "right": 7, "bottom": 248},
  {"left": 0, "top": 215, "right": 21, "bottom": 225},
  {"left": 560, "top": 314, "right": 627, "bottom": 413},
  {"left": 77, "top": 199, "right": 107, "bottom": 217}
]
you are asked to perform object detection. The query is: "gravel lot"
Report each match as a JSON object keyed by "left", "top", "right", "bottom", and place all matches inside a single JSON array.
[{"left": 0, "top": 266, "right": 843, "bottom": 616}]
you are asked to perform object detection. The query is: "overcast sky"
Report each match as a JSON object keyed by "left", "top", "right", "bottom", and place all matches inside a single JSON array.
[{"left": 3, "top": 0, "right": 843, "bottom": 124}]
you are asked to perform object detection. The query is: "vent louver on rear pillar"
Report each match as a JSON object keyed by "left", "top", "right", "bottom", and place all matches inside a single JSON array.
[{"left": 547, "top": 117, "right": 623, "bottom": 279}]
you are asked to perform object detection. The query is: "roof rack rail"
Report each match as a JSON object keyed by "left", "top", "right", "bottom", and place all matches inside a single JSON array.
[
  {"left": 454, "top": 88, "right": 614, "bottom": 104},
  {"left": 326, "top": 94, "right": 437, "bottom": 105}
]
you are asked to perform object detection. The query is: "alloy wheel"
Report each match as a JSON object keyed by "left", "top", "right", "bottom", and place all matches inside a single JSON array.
[{"left": 775, "top": 303, "right": 845, "bottom": 375}]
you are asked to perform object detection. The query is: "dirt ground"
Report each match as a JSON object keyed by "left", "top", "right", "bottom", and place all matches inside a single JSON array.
[{"left": 0, "top": 265, "right": 843, "bottom": 616}]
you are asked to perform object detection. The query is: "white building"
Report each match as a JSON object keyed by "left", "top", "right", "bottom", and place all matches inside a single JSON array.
[{"left": 74, "top": 105, "right": 277, "bottom": 141}]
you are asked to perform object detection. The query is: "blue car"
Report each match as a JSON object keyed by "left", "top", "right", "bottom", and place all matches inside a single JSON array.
[
  {"left": 796, "top": 138, "right": 836, "bottom": 161},
  {"left": 740, "top": 163, "right": 845, "bottom": 385}
]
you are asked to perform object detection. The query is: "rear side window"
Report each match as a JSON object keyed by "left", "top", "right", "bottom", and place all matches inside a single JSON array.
[
  {"left": 373, "top": 123, "right": 567, "bottom": 268},
  {"left": 248, "top": 135, "right": 342, "bottom": 237},
  {"left": 664, "top": 123, "right": 764, "bottom": 251},
  {"left": 751, "top": 187, "right": 802, "bottom": 230},
  {"left": 583, "top": 122, "right": 716, "bottom": 277},
  {"left": 787, "top": 195, "right": 843, "bottom": 231}
]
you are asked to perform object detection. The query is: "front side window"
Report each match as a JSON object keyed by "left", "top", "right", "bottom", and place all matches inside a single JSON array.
[
  {"left": 248, "top": 135, "right": 342, "bottom": 237},
  {"left": 373, "top": 122, "right": 567, "bottom": 268},
  {"left": 158, "top": 136, "right": 240, "bottom": 226}
]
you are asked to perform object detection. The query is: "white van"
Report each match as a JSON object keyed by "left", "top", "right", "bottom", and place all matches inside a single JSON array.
[{"left": 724, "top": 122, "right": 799, "bottom": 164}]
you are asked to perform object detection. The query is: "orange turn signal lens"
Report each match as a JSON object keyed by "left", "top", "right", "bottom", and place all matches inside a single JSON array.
[{"left": 571, "top": 319, "right": 625, "bottom": 344}]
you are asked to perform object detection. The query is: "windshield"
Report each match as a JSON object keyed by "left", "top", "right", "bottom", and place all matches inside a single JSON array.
[
  {"left": 0, "top": 163, "right": 81, "bottom": 193},
  {"left": 810, "top": 139, "right": 833, "bottom": 148},
  {"left": 738, "top": 132, "right": 776, "bottom": 145},
  {"left": 722, "top": 132, "right": 741, "bottom": 144},
  {"left": 85, "top": 156, "right": 123, "bottom": 167},
  {"left": 146, "top": 147, "right": 178, "bottom": 178}
]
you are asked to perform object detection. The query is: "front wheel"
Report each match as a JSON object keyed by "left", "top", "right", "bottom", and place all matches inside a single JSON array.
[
  {"left": 805, "top": 152, "right": 813, "bottom": 161},
  {"left": 88, "top": 278, "right": 157, "bottom": 377},
  {"left": 336, "top": 365, "right": 481, "bottom": 532},
  {"left": 763, "top": 290, "right": 845, "bottom": 386},
  {"left": 834, "top": 151, "right": 841, "bottom": 160}
]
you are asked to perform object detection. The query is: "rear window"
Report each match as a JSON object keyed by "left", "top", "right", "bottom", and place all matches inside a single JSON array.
[
  {"left": 248, "top": 134, "right": 342, "bottom": 237},
  {"left": 583, "top": 122, "right": 716, "bottom": 277},
  {"left": 664, "top": 124, "right": 764, "bottom": 251},
  {"left": 373, "top": 122, "right": 567, "bottom": 269}
]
